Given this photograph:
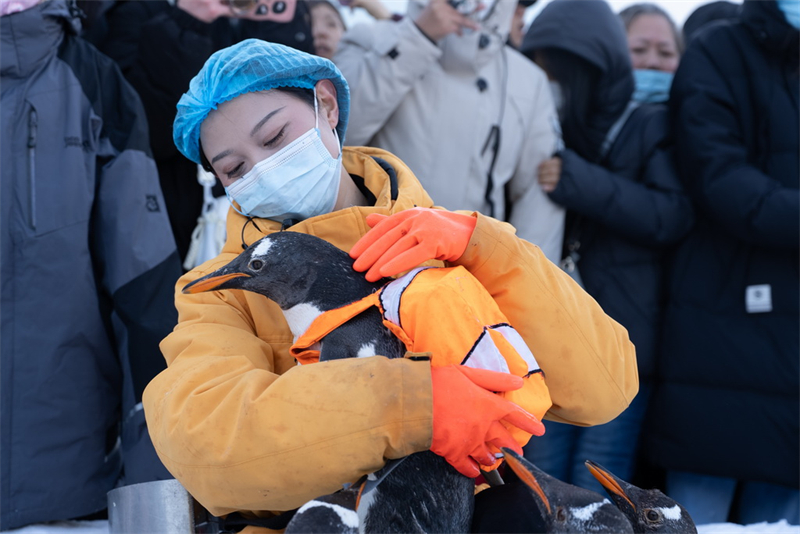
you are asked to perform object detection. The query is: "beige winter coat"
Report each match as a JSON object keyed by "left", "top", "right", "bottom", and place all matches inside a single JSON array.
[{"left": 334, "top": 2, "right": 565, "bottom": 263}]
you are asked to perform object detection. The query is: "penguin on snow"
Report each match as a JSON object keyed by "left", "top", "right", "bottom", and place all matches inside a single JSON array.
[
  {"left": 472, "top": 448, "right": 634, "bottom": 534},
  {"left": 183, "top": 231, "right": 474, "bottom": 533},
  {"left": 586, "top": 460, "right": 697, "bottom": 533}
]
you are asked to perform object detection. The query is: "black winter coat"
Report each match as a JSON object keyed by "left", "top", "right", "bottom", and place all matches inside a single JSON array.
[
  {"left": 645, "top": 0, "right": 799, "bottom": 488},
  {"left": 555, "top": 106, "right": 693, "bottom": 381},
  {"left": 523, "top": 0, "right": 694, "bottom": 382},
  {"left": 92, "top": 1, "right": 314, "bottom": 263}
]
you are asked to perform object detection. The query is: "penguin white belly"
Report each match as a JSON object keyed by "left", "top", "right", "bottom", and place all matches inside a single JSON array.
[{"left": 282, "top": 302, "right": 323, "bottom": 343}]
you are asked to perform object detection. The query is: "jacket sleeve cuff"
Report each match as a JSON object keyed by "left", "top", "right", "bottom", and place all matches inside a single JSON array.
[{"left": 394, "top": 357, "right": 434, "bottom": 455}]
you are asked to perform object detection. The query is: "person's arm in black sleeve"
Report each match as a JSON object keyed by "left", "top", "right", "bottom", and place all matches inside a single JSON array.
[
  {"left": 549, "top": 112, "right": 694, "bottom": 248},
  {"left": 90, "top": 50, "right": 183, "bottom": 484},
  {"left": 671, "top": 38, "right": 799, "bottom": 248}
]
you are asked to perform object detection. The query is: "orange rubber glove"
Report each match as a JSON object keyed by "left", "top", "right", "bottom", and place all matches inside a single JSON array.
[
  {"left": 430, "top": 365, "right": 546, "bottom": 478},
  {"left": 350, "top": 207, "right": 478, "bottom": 282}
]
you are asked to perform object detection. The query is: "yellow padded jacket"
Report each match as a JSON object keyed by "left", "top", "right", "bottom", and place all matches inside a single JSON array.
[{"left": 142, "top": 146, "right": 638, "bottom": 522}]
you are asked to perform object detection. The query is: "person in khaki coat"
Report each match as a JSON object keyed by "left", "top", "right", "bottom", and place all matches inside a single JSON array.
[
  {"left": 334, "top": 0, "right": 566, "bottom": 263},
  {"left": 142, "top": 40, "right": 638, "bottom": 528}
]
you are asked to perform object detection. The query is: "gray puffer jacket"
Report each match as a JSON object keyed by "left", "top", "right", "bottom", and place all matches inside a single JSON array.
[{"left": 0, "top": 1, "right": 181, "bottom": 529}]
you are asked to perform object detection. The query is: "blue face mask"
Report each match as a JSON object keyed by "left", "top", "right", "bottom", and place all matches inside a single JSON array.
[
  {"left": 632, "top": 69, "right": 674, "bottom": 104},
  {"left": 225, "top": 91, "right": 343, "bottom": 222},
  {"left": 777, "top": 0, "right": 800, "bottom": 29}
]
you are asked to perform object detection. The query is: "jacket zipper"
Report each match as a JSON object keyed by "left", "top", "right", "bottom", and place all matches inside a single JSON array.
[{"left": 27, "top": 107, "right": 37, "bottom": 230}]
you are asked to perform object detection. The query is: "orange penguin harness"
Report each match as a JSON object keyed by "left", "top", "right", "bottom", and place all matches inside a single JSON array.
[{"left": 291, "top": 266, "right": 552, "bottom": 448}]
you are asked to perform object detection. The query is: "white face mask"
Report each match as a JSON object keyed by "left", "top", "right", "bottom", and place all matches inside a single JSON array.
[{"left": 225, "top": 90, "right": 343, "bottom": 223}]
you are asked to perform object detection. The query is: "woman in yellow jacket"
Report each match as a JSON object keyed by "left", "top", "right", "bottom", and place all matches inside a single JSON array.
[{"left": 143, "top": 39, "right": 638, "bottom": 525}]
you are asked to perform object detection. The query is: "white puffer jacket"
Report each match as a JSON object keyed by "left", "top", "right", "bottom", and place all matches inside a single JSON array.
[{"left": 334, "top": 0, "right": 565, "bottom": 263}]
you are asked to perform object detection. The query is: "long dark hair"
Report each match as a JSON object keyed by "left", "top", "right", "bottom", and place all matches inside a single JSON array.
[{"left": 532, "top": 48, "right": 605, "bottom": 163}]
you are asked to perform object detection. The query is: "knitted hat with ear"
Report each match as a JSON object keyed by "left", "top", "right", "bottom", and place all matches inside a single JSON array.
[{"left": 173, "top": 39, "right": 349, "bottom": 164}]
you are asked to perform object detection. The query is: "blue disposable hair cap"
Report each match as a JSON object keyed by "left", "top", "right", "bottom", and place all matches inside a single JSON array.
[{"left": 173, "top": 39, "right": 350, "bottom": 165}]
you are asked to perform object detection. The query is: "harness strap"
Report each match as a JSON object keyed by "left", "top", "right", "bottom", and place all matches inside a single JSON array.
[{"left": 291, "top": 292, "right": 382, "bottom": 364}]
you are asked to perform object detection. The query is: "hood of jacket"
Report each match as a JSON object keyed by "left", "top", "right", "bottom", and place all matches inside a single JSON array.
[
  {"left": 521, "top": 0, "right": 634, "bottom": 137},
  {"left": 406, "top": 0, "right": 515, "bottom": 73},
  {"left": 0, "top": 0, "right": 80, "bottom": 80},
  {"left": 742, "top": 0, "right": 800, "bottom": 58},
  {"left": 222, "top": 146, "right": 435, "bottom": 255}
]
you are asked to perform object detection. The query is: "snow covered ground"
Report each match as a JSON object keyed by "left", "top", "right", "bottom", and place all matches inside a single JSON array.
[{"left": 4, "top": 519, "right": 799, "bottom": 533}]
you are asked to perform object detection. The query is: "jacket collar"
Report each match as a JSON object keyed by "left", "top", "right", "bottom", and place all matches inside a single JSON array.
[
  {"left": 222, "top": 146, "right": 435, "bottom": 254},
  {"left": 0, "top": 0, "right": 79, "bottom": 81}
]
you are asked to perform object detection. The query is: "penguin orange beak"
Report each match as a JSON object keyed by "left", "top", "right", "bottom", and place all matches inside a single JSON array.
[
  {"left": 501, "top": 448, "right": 551, "bottom": 514},
  {"left": 585, "top": 460, "right": 636, "bottom": 511},
  {"left": 182, "top": 272, "right": 251, "bottom": 294}
]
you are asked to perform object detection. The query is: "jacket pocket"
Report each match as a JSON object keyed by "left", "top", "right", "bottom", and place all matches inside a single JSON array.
[{"left": 25, "top": 94, "right": 93, "bottom": 237}]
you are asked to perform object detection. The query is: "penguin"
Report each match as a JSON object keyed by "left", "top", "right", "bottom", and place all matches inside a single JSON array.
[
  {"left": 182, "top": 231, "right": 405, "bottom": 362},
  {"left": 183, "top": 231, "right": 474, "bottom": 533},
  {"left": 472, "top": 448, "right": 634, "bottom": 533},
  {"left": 585, "top": 460, "right": 698, "bottom": 533},
  {"left": 284, "top": 485, "right": 359, "bottom": 534}
]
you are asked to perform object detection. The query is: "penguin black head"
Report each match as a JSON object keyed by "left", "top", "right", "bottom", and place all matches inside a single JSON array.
[
  {"left": 182, "top": 232, "right": 374, "bottom": 310},
  {"left": 497, "top": 448, "right": 634, "bottom": 534},
  {"left": 585, "top": 460, "right": 697, "bottom": 534}
]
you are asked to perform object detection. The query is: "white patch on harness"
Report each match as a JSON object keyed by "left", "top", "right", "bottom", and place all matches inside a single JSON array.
[
  {"left": 282, "top": 302, "right": 323, "bottom": 342},
  {"left": 746, "top": 284, "right": 772, "bottom": 313},
  {"left": 380, "top": 267, "right": 429, "bottom": 327},
  {"left": 464, "top": 332, "right": 510, "bottom": 374},
  {"left": 572, "top": 501, "right": 608, "bottom": 521},
  {"left": 357, "top": 343, "right": 377, "bottom": 358},
  {"left": 657, "top": 504, "right": 682, "bottom": 520},
  {"left": 251, "top": 238, "right": 274, "bottom": 258},
  {"left": 296, "top": 500, "right": 359, "bottom": 529}
]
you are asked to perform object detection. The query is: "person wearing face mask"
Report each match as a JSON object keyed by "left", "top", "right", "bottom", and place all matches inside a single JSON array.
[
  {"left": 643, "top": 0, "right": 799, "bottom": 525},
  {"left": 619, "top": 3, "right": 683, "bottom": 104},
  {"left": 519, "top": 0, "right": 694, "bottom": 496},
  {"left": 333, "top": 0, "right": 565, "bottom": 265},
  {"left": 91, "top": 0, "right": 314, "bottom": 270},
  {"left": 142, "top": 39, "right": 639, "bottom": 527}
]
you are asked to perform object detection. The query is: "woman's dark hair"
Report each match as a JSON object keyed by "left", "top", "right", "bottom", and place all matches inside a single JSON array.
[
  {"left": 532, "top": 48, "right": 605, "bottom": 162},
  {"left": 619, "top": 3, "right": 684, "bottom": 55},
  {"left": 199, "top": 86, "right": 316, "bottom": 173}
]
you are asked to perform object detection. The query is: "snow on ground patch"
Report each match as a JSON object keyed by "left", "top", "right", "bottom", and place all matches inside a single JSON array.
[{"left": 699, "top": 520, "right": 799, "bottom": 534}]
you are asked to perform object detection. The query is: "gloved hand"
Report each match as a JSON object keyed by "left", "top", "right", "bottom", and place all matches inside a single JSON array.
[
  {"left": 430, "top": 365, "right": 545, "bottom": 478},
  {"left": 350, "top": 208, "right": 477, "bottom": 282}
]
